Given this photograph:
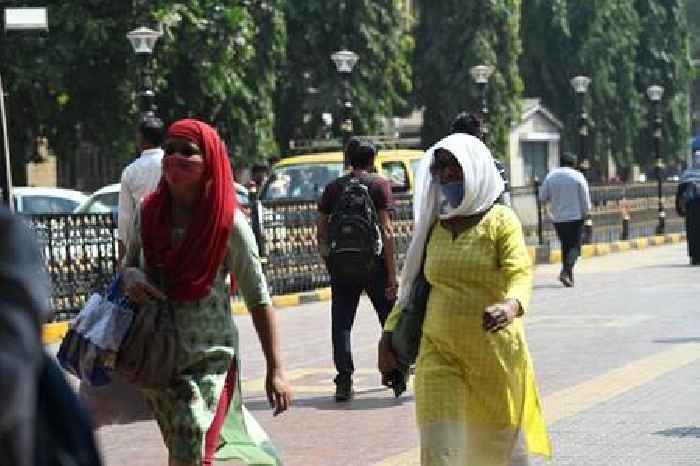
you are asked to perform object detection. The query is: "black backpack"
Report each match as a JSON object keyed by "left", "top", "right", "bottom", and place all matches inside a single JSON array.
[{"left": 327, "top": 175, "right": 383, "bottom": 283}]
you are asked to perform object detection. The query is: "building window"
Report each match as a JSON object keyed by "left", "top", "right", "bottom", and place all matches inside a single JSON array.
[{"left": 521, "top": 141, "right": 549, "bottom": 185}]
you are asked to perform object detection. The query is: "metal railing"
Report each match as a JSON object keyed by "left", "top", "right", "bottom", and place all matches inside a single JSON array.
[{"left": 30, "top": 182, "right": 682, "bottom": 321}]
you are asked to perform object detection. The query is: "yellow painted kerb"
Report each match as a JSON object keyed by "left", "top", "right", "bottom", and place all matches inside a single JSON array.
[
  {"left": 581, "top": 244, "right": 595, "bottom": 258},
  {"left": 43, "top": 322, "right": 69, "bottom": 345}
]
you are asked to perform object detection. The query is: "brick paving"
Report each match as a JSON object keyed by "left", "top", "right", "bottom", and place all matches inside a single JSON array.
[{"left": 54, "top": 243, "right": 700, "bottom": 465}]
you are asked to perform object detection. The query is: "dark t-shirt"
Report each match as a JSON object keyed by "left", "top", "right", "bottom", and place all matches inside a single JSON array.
[{"left": 317, "top": 171, "right": 394, "bottom": 215}]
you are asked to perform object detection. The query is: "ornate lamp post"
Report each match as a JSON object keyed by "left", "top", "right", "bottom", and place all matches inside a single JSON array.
[
  {"left": 646, "top": 84, "right": 665, "bottom": 235},
  {"left": 570, "top": 75, "right": 592, "bottom": 179},
  {"left": 469, "top": 64, "right": 494, "bottom": 142},
  {"left": 331, "top": 49, "right": 359, "bottom": 164},
  {"left": 126, "top": 26, "right": 162, "bottom": 117}
]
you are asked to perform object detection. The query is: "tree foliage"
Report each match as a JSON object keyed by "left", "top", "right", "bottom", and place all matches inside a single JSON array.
[
  {"left": 634, "top": 0, "right": 692, "bottom": 166},
  {"left": 1, "top": 1, "right": 137, "bottom": 186},
  {"left": 413, "top": 0, "right": 523, "bottom": 158},
  {"left": 153, "top": 0, "right": 286, "bottom": 165},
  {"left": 522, "top": 0, "right": 691, "bottom": 170},
  {"left": 274, "top": 0, "right": 413, "bottom": 153}
]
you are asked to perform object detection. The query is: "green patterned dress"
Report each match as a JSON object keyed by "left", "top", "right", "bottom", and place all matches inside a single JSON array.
[{"left": 126, "top": 211, "right": 280, "bottom": 465}]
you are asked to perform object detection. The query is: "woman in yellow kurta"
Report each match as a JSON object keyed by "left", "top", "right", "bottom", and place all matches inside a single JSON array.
[{"left": 379, "top": 133, "right": 551, "bottom": 465}]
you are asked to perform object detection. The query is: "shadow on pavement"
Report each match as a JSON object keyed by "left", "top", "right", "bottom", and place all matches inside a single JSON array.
[
  {"left": 654, "top": 426, "right": 700, "bottom": 438},
  {"left": 652, "top": 337, "right": 700, "bottom": 344},
  {"left": 245, "top": 388, "right": 414, "bottom": 412}
]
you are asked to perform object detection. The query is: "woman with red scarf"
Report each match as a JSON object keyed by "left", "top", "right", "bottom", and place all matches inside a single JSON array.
[{"left": 121, "top": 119, "right": 292, "bottom": 466}]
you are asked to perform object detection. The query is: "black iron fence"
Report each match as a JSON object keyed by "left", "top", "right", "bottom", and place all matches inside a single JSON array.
[
  {"left": 27, "top": 213, "right": 118, "bottom": 323},
  {"left": 30, "top": 182, "right": 682, "bottom": 322}
]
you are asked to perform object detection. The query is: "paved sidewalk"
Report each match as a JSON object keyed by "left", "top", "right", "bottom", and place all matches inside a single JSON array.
[{"left": 54, "top": 242, "right": 700, "bottom": 465}]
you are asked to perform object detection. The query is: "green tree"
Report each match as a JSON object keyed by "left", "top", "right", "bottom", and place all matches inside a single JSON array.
[
  {"left": 413, "top": 0, "right": 523, "bottom": 158},
  {"left": 154, "top": 0, "right": 286, "bottom": 166},
  {"left": 274, "top": 0, "right": 412, "bottom": 153},
  {"left": 0, "top": 1, "right": 137, "bottom": 187},
  {"left": 635, "top": 0, "right": 692, "bottom": 166},
  {"left": 522, "top": 0, "right": 643, "bottom": 170}
]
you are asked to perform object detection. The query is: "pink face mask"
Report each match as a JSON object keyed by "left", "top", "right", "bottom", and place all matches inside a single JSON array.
[{"left": 163, "top": 154, "right": 206, "bottom": 188}]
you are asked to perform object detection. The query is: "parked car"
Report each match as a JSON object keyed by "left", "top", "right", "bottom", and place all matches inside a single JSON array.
[
  {"left": 258, "top": 149, "right": 424, "bottom": 201},
  {"left": 12, "top": 187, "right": 89, "bottom": 214},
  {"left": 74, "top": 183, "right": 120, "bottom": 216},
  {"left": 74, "top": 182, "right": 251, "bottom": 220}
]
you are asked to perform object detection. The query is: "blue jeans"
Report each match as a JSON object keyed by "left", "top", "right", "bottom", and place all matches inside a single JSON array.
[{"left": 330, "top": 259, "right": 394, "bottom": 380}]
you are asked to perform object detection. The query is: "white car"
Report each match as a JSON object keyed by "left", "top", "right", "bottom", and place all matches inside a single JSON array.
[
  {"left": 75, "top": 182, "right": 251, "bottom": 220},
  {"left": 12, "top": 186, "right": 89, "bottom": 214},
  {"left": 74, "top": 183, "right": 120, "bottom": 215}
]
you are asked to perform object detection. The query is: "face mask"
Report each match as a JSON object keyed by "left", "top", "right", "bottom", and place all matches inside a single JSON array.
[
  {"left": 163, "top": 155, "right": 205, "bottom": 188},
  {"left": 440, "top": 181, "right": 465, "bottom": 208}
]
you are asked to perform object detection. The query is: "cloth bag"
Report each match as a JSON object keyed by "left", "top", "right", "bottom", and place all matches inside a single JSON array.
[
  {"left": 115, "top": 269, "right": 178, "bottom": 389},
  {"left": 57, "top": 275, "right": 134, "bottom": 386}
]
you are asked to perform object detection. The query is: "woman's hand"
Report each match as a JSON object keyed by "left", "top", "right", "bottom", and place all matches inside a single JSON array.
[
  {"left": 482, "top": 299, "right": 520, "bottom": 332},
  {"left": 121, "top": 267, "right": 166, "bottom": 305},
  {"left": 266, "top": 369, "right": 292, "bottom": 416},
  {"left": 378, "top": 332, "right": 398, "bottom": 373}
]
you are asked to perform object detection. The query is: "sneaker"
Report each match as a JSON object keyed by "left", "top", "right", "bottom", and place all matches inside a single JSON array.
[
  {"left": 559, "top": 271, "right": 573, "bottom": 288},
  {"left": 334, "top": 376, "right": 353, "bottom": 402}
]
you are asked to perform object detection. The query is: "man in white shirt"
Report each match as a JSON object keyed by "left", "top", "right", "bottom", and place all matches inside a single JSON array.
[
  {"left": 539, "top": 152, "right": 592, "bottom": 287},
  {"left": 117, "top": 116, "right": 165, "bottom": 262}
]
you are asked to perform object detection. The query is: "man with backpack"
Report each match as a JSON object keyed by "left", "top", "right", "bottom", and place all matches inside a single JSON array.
[{"left": 317, "top": 137, "right": 398, "bottom": 401}]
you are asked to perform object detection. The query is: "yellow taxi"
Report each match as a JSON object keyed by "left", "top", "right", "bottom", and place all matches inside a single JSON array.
[{"left": 258, "top": 149, "right": 424, "bottom": 201}]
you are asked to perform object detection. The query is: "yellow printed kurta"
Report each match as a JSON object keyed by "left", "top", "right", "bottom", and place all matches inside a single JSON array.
[{"left": 385, "top": 205, "right": 551, "bottom": 465}]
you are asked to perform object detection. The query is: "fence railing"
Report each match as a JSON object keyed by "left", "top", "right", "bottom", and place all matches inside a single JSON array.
[{"left": 30, "top": 182, "right": 682, "bottom": 322}]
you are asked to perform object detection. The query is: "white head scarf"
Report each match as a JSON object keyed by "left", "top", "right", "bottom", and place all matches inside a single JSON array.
[{"left": 397, "top": 133, "right": 504, "bottom": 308}]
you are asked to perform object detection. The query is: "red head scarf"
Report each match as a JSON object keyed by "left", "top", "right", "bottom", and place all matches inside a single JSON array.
[{"left": 141, "top": 119, "right": 237, "bottom": 300}]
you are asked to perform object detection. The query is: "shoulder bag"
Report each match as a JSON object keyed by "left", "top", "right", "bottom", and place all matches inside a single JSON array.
[
  {"left": 391, "top": 224, "right": 435, "bottom": 367},
  {"left": 115, "top": 265, "right": 178, "bottom": 389}
]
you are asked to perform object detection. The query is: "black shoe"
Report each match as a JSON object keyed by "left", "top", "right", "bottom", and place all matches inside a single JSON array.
[
  {"left": 559, "top": 271, "right": 573, "bottom": 287},
  {"left": 334, "top": 376, "right": 353, "bottom": 402},
  {"left": 691, "top": 257, "right": 700, "bottom": 266},
  {"left": 391, "top": 369, "right": 407, "bottom": 398}
]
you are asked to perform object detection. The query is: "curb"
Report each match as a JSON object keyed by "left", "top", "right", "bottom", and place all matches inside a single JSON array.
[
  {"left": 42, "top": 287, "right": 333, "bottom": 345},
  {"left": 43, "top": 234, "right": 684, "bottom": 345},
  {"left": 528, "top": 232, "right": 684, "bottom": 265}
]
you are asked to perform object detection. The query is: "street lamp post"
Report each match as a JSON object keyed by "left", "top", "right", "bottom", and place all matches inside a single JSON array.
[
  {"left": 647, "top": 84, "right": 665, "bottom": 235},
  {"left": 331, "top": 49, "right": 359, "bottom": 165},
  {"left": 1, "top": 7, "right": 48, "bottom": 210},
  {"left": 469, "top": 64, "right": 494, "bottom": 143},
  {"left": 570, "top": 75, "right": 592, "bottom": 179},
  {"left": 126, "top": 26, "right": 162, "bottom": 118}
]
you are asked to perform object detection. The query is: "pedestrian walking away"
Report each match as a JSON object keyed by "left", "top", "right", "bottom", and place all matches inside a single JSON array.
[
  {"left": 317, "top": 137, "right": 399, "bottom": 401},
  {"left": 539, "top": 152, "right": 592, "bottom": 287},
  {"left": 676, "top": 147, "right": 700, "bottom": 265},
  {"left": 117, "top": 115, "right": 166, "bottom": 263},
  {"left": 0, "top": 208, "right": 102, "bottom": 466},
  {"left": 378, "top": 133, "right": 551, "bottom": 465},
  {"left": 120, "top": 118, "right": 292, "bottom": 466}
]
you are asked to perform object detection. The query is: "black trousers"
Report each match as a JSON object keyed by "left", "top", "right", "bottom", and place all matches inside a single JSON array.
[
  {"left": 554, "top": 220, "right": 584, "bottom": 273},
  {"left": 330, "top": 259, "right": 395, "bottom": 380},
  {"left": 687, "top": 199, "right": 700, "bottom": 262}
]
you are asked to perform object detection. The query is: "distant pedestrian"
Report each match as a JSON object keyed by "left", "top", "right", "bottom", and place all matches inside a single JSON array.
[
  {"left": 117, "top": 115, "right": 165, "bottom": 262},
  {"left": 451, "top": 110, "right": 511, "bottom": 206},
  {"left": 317, "top": 137, "right": 398, "bottom": 401},
  {"left": 539, "top": 152, "right": 592, "bottom": 287},
  {"left": 676, "top": 149, "right": 700, "bottom": 265},
  {"left": 249, "top": 162, "right": 271, "bottom": 191},
  {"left": 0, "top": 208, "right": 102, "bottom": 466},
  {"left": 378, "top": 133, "right": 551, "bottom": 465},
  {"left": 121, "top": 119, "right": 292, "bottom": 466}
]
